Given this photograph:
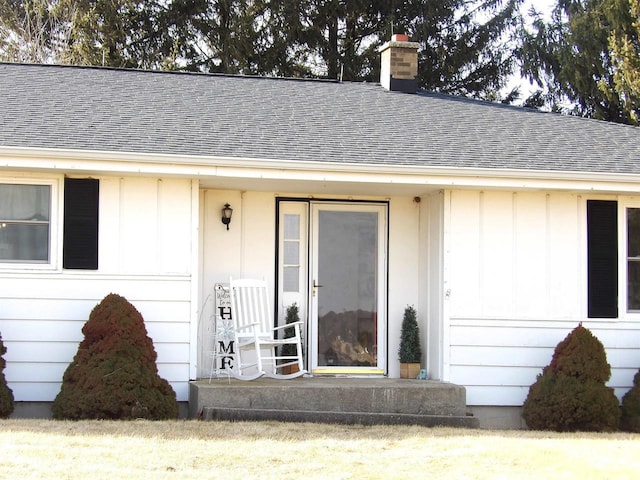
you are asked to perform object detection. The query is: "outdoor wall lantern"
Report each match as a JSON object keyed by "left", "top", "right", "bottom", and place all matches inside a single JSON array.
[{"left": 221, "top": 203, "right": 233, "bottom": 230}]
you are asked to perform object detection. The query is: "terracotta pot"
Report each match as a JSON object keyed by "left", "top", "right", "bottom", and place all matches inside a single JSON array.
[
  {"left": 282, "top": 364, "right": 300, "bottom": 375},
  {"left": 400, "top": 363, "right": 421, "bottom": 379}
]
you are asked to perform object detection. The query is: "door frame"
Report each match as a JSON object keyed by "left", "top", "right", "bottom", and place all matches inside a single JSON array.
[{"left": 275, "top": 197, "right": 389, "bottom": 376}]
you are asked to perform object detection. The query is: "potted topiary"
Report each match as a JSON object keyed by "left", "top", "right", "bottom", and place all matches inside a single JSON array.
[
  {"left": 398, "top": 305, "right": 421, "bottom": 379},
  {"left": 280, "top": 303, "right": 301, "bottom": 375}
]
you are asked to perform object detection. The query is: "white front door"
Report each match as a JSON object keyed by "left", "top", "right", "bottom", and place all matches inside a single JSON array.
[{"left": 277, "top": 200, "right": 387, "bottom": 375}]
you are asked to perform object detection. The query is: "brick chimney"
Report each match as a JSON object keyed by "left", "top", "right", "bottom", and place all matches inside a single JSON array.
[{"left": 379, "top": 34, "right": 419, "bottom": 93}]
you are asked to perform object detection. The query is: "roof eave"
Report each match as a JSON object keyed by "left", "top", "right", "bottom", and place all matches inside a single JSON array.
[{"left": 1, "top": 145, "right": 639, "bottom": 195}]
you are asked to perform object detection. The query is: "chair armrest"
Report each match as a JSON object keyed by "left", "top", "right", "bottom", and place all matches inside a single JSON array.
[{"left": 272, "top": 321, "right": 303, "bottom": 332}]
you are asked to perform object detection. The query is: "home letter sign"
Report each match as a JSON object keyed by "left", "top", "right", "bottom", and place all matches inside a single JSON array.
[{"left": 214, "top": 283, "right": 235, "bottom": 371}]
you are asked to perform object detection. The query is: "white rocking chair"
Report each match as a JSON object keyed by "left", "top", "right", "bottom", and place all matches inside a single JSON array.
[{"left": 229, "top": 278, "right": 306, "bottom": 380}]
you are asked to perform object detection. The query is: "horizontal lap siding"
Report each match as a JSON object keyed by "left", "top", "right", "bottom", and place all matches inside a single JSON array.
[
  {"left": 449, "top": 321, "right": 640, "bottom": 405},
  {"left": 1, "top": 274, "right": 192, "bottom": 401},
  {"left": 0, "top": 176, "right": 195, "bottom": 403},
  {"left": 446, "top": 191, "right": 640, "bottom": 406}
]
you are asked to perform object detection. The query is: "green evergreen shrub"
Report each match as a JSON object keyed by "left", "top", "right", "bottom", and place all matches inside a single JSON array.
[
  {"left": 398, "top": 306, "right": 421, "bottom": 363},
  {"left": 280, "top": 303, "right": 299, "bottom": 358},
  {"left": 0, "top": 332, "right": 14, "bottom": 418},
  {"left": 620, "top": 370, "right": 640, "bottom": 432},
  {"left": 52, "top": 293, "right": 179, "bottom": 420},
  {"left": 545, "top": 323, "right": 611, "bottom": 383},
  {"left": 522, "top": 324, "right": 620, "bottom": 431}
]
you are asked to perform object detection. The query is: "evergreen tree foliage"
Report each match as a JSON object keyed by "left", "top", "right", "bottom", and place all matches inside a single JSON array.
[
  {"left": 0, "top": 0, "right": 182, "bottom": 68},
  {"left": 0, "top": 0, "right": 525, "bottom": 99},
  {"left": 280, "top": 303, "right": 300, "bottom": 358},
  {"left": 0, "top": 332, "right": 14, "bottom": 418},
  {"left": 520, "top": 0, "right": 639, "bottom": 124},
  {"left": 608, "top": 0, "right": 640, "bottom": 122},
  {"left": 396, "top": 0, "right": 525, "bottom": 98},
  {"left": 545, "top": 321, "right": 611, "bottom": 383},
  {"left": 0, "top": 0, "right": 75, "bottom": 63},
  {"left": 398, "top": 305, "right": 421, "bottom": 363},
  {"left": 67, "top": 0, "right": 177, "bottom": 69},
  {"left": 52, "top": 293, "right": 178, "bottom": 420},
  {"left": 522, "top": 324, "right": 620, "bottom": 431},
  {"left": 620, "top": 369, "right": 640, "bottom": 432}
]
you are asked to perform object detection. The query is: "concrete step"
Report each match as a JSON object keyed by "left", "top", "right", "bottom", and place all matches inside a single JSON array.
[
  {"left": 190, "top": 377, "right": 478, "bottom": 427},
  {"left": 203, "top": 406, "right": 479, "bottom": 428}
]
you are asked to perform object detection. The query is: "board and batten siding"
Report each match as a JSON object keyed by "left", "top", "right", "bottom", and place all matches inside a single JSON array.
[
  {"left": 444, "top": 190, "right": 640, "bottom": 406},
  {"left": 0, "top": 176, "right": 196, "bottom": 403}
]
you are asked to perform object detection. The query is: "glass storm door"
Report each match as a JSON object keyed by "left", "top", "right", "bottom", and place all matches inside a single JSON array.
[{"left": 310, "top": 203, "right": 387, "bottom": 375}]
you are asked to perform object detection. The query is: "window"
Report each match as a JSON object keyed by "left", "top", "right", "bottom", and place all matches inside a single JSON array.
[
  {"left": 627, "top": 208, "right": 640, "bottom": 311},
  {"left": 0, "top": 183, "right": 51, "bottom": 263},
  {"left": 0, "top": 178, "right": 99, "bottom": 269},
  {"left": 587, "top": 200, "right": 618, "bottom": 318},
  {"left": 282, "top": 214, "right": 301, "bottom": 292}
]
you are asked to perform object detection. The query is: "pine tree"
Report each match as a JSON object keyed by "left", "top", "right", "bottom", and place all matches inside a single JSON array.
[
  {"left": 520, "top": 0, "right": 639, "bottom": 124},
  {"left": 397, "top": 0, "right": 525, "bottom": 98},
  {"left": 1, "top": 0, "right": 526, "bottom": 98},
  {"left": 608, "top": 0, "right": 640, "bottom": 123}
]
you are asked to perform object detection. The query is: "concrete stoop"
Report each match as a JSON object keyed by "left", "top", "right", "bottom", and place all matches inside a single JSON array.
[{"left": 190, "top": 377, "right": 479, "bottom": 428}]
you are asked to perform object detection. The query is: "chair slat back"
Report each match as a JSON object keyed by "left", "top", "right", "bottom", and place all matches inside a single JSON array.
[{"left": 229, "top": 278, "right": 272, "bottom": 333}]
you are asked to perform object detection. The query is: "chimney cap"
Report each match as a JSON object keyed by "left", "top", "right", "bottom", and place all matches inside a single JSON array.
[
  {"left": 378, "top": 35, "right": 420, "bottom": 53},
  {"left": 392, "top": 33, "right": 409, "bottom": 42}
]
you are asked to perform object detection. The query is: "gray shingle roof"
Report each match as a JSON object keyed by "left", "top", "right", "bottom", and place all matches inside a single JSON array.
[{"left": 1, "top": 62, "right": 639, "bottom": 175}]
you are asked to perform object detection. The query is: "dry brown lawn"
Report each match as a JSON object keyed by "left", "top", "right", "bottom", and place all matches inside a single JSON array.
[{"left": 0, "top": 419, "right": 639, "bottom": 479}]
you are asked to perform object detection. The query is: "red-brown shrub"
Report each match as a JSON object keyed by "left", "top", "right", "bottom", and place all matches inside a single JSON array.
[
  {"left": 52, "top": 293, "right": 178, "bottom": 420},
  {"left": 621, "top": 370, "right": 640, "bottom": 432},
  {"left": 522, "top": 324, "right": 620, "bottom": 431},
  {"left": 545, "top": 324, "right": 611, "bottom": 383},
  {"left": 0, "top": 332, "right": 14, "bottom": 418}
]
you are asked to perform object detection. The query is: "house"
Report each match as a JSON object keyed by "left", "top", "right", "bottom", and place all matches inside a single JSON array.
[{"left": 1, "top": 35, "right": 640, "bottom": 427}]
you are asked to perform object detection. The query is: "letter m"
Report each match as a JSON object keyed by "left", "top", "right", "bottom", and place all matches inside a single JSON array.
[{"left": 218, "top": 340, "right": 235, "bottom": 354}]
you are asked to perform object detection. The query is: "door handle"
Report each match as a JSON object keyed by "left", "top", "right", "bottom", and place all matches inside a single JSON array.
[{"left": 313, "top": 280, "right": 323, "bottom": 296}]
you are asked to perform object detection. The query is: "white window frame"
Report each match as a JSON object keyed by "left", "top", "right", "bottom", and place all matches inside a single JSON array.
[
  {"left": 0, "top": 176, "right": 61, "bottom": 271},
  {"left": 619, "top": 199, "right": 640, "bottom": 317}
]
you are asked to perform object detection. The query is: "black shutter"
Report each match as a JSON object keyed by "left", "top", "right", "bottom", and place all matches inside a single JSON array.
[
  {"left": 587, "top": 200, "right": 618, "bottom": 318},
  {"left": 63, "top": 178, "right": 99, "bottom": 270}
]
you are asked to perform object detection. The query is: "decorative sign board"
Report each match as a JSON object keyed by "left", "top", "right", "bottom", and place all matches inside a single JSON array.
[{"left": 214, "top": 283, "right": 235, "bottom": 371}]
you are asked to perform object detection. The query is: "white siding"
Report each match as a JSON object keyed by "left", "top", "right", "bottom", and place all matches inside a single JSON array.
[
  {"left": 99, "top": 177, "right": 192, "bottom": 274},
  {"left": 388, "top": 196, "right": 421, "bottom": 378},
  {"left": 448, "top": 320, "right": 640, "bottom": 405},
  {"left": 0, "top": 175, "right": 195, "bottom": 402},
  {"left": 423, "top": 192, "right": 445, "bottom": 381},
  {"left": 444, "top": 190, "right": 638, "bottom": 406},
  {"left": 1, "top": 274, "right": 193, "bottom": 401}
]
